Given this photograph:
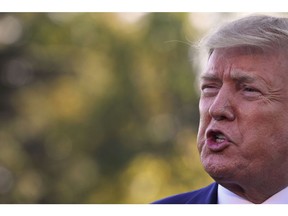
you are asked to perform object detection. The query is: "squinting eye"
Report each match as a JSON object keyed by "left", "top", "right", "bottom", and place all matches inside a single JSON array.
[
  {"left": 201, "top": 85, "right": 213, "bottom": 91},
  {"left": 244, "top": 87, "right": 259, "bottom": 92},
  {"left": 201, "top": 85, "right": 219, "bottom": 96},
  {"left": 242, "top": 86, "right": 262, "bottom": 99},
  {"left": 242, "top": 85, "right": 262, "bottom": 93}
]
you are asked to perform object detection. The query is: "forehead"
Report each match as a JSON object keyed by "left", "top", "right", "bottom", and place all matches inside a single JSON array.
[{"left": 202, "top": 47, "right": 287, "bottom": 83}]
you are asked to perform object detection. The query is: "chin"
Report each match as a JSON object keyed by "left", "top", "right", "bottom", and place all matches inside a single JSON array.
[{"left": 202, "top": 158, "right": 235, "bottom": 181}]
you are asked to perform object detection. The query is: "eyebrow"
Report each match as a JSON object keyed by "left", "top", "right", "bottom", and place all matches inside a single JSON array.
[
  {"left": 231, "top": 73, "right": 257, "bottom": 83},
  {"left": 200, "top": 74, "right": 221, "bottom": 82},
  {"left": 200, "top": 71, "right": 258, "bottom": 84}
]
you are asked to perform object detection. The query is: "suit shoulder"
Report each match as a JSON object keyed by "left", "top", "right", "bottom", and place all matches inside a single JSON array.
[{"left": 152, "top": 183, "right": 218, "bottom": 204}]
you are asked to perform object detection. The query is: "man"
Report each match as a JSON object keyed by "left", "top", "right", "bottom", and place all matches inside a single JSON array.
[{"left": 153, "top": 14, "right": 288, "bottom": 204}]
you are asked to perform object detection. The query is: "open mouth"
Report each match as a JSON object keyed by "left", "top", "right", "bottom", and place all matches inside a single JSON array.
[
  {"left": 208, "top": 130, "right": 228, "bottom": 142},
  {"left": 214, "top": 133, "right": 227, "bottom": 143},
  {"left": 206, "top": 130, "right": 231, "bottom": 151}
]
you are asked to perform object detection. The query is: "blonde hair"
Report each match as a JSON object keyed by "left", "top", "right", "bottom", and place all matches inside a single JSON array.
[{"left": 200, "top": 15, "right": 288, "bottom": 56}]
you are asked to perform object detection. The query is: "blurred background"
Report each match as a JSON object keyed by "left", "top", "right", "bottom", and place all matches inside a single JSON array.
[{"left": 0, "top": 12, "right": 279, "bottom": 204}]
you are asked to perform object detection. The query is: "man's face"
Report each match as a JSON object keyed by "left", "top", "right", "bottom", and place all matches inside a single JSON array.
[{"left": 197, "top": 47, "right": 288, "bottom": 187}]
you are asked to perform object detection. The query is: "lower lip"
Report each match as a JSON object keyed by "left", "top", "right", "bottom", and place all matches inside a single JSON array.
[{"left": 206, "top": 138, "right": 230, "bottom": 152}]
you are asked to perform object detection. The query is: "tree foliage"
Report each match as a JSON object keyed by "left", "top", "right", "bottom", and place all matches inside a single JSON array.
[{"left": 0, "top": 13, "right": 212, "bottom": 204}]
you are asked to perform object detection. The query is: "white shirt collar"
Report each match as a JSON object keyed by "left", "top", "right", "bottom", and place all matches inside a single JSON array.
[{"left": 217, "top": 184, "right": 288, "bottom": 204}]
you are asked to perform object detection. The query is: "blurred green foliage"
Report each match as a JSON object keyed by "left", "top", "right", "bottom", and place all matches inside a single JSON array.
[{"left": 0, "top": 13, "right": 213, "bottom": 204}]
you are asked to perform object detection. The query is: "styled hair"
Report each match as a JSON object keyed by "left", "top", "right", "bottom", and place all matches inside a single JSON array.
[{"left": 200, "top": 15, "right": 288, "bottom": 56}]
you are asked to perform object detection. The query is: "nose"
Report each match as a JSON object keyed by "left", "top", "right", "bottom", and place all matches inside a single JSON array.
[{"left": 208, "top": 88, "right": 236, "bottom": 121}]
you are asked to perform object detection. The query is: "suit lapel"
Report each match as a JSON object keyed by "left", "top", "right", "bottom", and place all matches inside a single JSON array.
[{"left": 186, "top": 182, "right": 218, "bottom": 204}]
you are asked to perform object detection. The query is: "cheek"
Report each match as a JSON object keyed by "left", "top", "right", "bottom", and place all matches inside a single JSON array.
[
  {"left": 239, "top": 106, "right": 288, "bottom": 158},
  {"left": 239, "top": 112, "right": 271, "bottom": 147},
  {"left": 198, "top": 99, "right": 208, "bottom": 127},
  {"left": 198, "top": 98, "right": 213, "bottom": 124},
  {"left": 197, "top": 99, "right": 211, "bottom": 150},
  {"left": 198, "top": 98, "right": 211, "bottom": 122}
]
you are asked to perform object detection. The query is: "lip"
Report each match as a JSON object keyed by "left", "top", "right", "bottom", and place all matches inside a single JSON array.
[{"left": 205, "top": 129, "right": 233, "bottom": 152}]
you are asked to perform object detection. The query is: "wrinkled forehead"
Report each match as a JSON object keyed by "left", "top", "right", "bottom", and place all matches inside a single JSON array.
[
  {"left": 203, "top": 46, "right": 288, "bottom": 86},
  {"left": 206, "top": 46, "right": 285, "bottom": 69},
  {"left": 209, "top": 46, "right": 266, "bottom": 60}
]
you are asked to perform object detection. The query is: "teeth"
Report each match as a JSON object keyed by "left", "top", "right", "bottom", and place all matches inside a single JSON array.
[
  {"left": 216, "top": 138, "right": 225, "bottom": 143},
  {"left": 216, "top": 134, "right": 225, "bottom": 139},
  {"left": 215, "top": 134, "right": 226, "bottom": 143}
]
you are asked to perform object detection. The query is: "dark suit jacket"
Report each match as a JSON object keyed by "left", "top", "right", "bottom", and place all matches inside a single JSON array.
[{"left": 152, "top": 182, "right": 218, "bottom": 204}]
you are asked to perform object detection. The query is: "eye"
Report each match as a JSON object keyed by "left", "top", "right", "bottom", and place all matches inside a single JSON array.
[
  {"left": 243, "top": 87, "right": 259, "bottom": 92},
  {"left": 242, "top": 86, "right": 262, "bottom": 98},
  {"left": 201, "top": 84, "right": 219, "bottom": 96}
]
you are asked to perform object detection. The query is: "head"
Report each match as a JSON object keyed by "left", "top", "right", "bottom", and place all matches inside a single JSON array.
[{"left": 197, "top": 15, "right": 288, "bottom": 200}]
